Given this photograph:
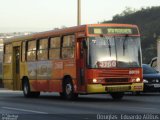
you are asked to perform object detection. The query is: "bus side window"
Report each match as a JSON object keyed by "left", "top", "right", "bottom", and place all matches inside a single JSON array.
[
  {"left": 22, "top": 42, "right": 26, "bottom": 62},
  {"left": 4, "top": 44, "right": 12, "bottom": 63},
  {"left": 27, "top": 40, "right": 37, "bottom": 61},
  {"left": 62, "top": 35, "right": 75, "bottom": 59},
  {"left": 49, "top": 37, "right": 61, "bottom": 60},
  {"left": 37, "top": 38, "right": 48, "bottom": 60}
]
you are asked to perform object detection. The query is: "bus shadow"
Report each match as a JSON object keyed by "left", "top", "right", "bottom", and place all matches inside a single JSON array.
[
  {"left": 36, "top": 93, "right": 160, "bottom": 105},
  {"left": 37, "top": 94, "right": 135, "bottom": 103},
  {"left": 4, "top": 92, "right": 160, "bottom": 104},
  {"left": 125, "top": 92, "right": 160, "bottom": 96}
]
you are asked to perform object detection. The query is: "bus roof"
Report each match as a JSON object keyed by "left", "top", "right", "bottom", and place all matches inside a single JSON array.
[{"left": 3, "top": 23, "right": 138, "bottom": 44}]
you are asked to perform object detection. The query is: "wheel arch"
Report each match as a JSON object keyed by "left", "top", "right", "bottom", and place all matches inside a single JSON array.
[
  {"left": 62, "top": 75, "right": 73, "bottom": 87},
  {"left": 63, "top": 75, "right": 73, "bottom": 81}
]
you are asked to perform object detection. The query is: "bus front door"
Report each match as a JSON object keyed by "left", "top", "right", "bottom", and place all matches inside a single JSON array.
[
  {"left": 13, "top": 46, "right": 20, "bottom": 90},
  {"left": 77, "top": 39, "right": 86, "bottom": 92}
]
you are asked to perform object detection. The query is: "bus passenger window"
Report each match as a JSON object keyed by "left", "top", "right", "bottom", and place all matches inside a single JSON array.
[
  {"left": 22, "top": 42, "right": 26, "bottom": 62},
  {"left": 62, "top": 48, "right": 74, "bottom": 59},
  {"left": 49, "top": 37, "right": 60, "bottom": 59},
  {"left": 27, "top": 40, "right": 37, "bottom": 61},
  {"left": 5, "top": 44, "right": 12, "bottom": 53},
  {"left": 62, "top": 35, "right": 75, "bottom": 59},
  {"left": 4, "top": 44, "right": 12, "bottom": 63},
  {"left": 37, "top": 38, "right": 48, "bottom": 60}
]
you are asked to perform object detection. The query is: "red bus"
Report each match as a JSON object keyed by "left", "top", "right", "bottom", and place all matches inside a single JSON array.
[{"left": 3, "top": 24, "right": 143, "bottom": 100}]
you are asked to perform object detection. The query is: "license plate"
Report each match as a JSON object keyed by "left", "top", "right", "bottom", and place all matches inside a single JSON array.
[
  {"left": 106, "top": 86, "right": 130, "bottom": 92},
  {"left": 154, "top": 84, "right": 160, "bottom": 88}
]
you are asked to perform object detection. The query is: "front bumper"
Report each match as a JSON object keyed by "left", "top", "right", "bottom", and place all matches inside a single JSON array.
[
  {"left": 144, "top": 83, "right": 160, "bottom": 92},
  {"left": 87, "top": 83, "right": 143, "bottom": 93}
]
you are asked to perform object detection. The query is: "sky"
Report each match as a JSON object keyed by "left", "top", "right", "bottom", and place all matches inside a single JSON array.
[{"left": 0, "top": 0, "right": 160, "bottom": 33}]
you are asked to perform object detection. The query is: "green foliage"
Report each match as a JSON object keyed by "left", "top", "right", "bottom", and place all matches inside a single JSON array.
[
  {"left": 113, "top": 7, "right": 137, "bottom": 20},
  {"left": 103, "top": 6, "right": 160, "bottom": 63}
]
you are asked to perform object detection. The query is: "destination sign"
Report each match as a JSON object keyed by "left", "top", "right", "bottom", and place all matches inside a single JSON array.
[
  {"left": 107, "top": 28, "right": 132, "bottom": 34},
  {"left": 89, "top": 27, "right": 138, "bottom": 35}
]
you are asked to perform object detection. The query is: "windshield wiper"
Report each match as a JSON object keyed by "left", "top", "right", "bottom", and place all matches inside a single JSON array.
[
  {"left": 123, "top": 34, "right": 129, "bottom": 55},
  {"left": 108, "top": 39, "right": 111, "bottom": 56},
  {"left": 104, "top": 36, "right": 112, "bottom": 56}
]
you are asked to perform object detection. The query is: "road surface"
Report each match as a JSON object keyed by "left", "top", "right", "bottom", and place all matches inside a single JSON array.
[{"left": 0, "top": 89, "right": 159, "bottom": 120}]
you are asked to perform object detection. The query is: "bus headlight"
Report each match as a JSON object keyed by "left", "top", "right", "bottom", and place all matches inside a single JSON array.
[
  {"left": 132, "top": 78, "right": 141, "bottom": 82},
  {"left": 136, "top": 78, "right": 141, "bottom": 82},
  {"left": 93, "top": 78, "right": 97, "bottom": 83}
]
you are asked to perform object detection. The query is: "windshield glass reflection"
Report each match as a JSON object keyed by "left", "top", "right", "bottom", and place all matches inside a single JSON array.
[{"left": 87, "top": 36, "right": 142, "bottom": 68}]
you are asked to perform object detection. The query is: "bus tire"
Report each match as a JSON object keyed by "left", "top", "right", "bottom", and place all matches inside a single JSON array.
[
  {"left": 110, "top": 92, "right": 124, "bottom": 100},
  {"left": 62, "top": 77, "right": 78, "bottom": 100},
  {"left": 23, "top": 79, "right": 40, "bottom": 98}
]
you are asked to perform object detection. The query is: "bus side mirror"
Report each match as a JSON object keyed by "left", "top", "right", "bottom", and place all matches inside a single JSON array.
[{"left": 82, "top": 40, "right": 87, "bottom": 49}]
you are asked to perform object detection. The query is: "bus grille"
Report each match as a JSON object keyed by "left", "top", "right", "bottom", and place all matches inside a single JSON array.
[
  {"left": 106, "top": 86, "right": 131, "bottom": 92},
  {"left": 105, "top": 78, "right": 129, "bottom": 83}
]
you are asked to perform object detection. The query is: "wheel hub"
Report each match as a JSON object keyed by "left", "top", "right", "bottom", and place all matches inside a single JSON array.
[
  {"left": 24, "top": 84, "right": 28, "bottom": 94},
  {"left": 66, "top": 83, "right": 72, "bottom": 95}
]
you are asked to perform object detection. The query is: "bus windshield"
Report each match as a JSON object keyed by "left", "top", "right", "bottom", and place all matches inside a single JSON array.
[{"left": 87, "top": 36, "right": 142, "bottom": 68}]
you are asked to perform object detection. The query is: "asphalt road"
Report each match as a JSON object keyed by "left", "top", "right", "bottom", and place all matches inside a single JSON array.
[{"left": 0, "top": 89, "right": 160, "bottom": 120}]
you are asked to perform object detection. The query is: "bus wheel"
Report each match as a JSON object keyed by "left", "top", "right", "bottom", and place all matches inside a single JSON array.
[
  {"left": 23, "top": 80, "right": 31, "bottom": 97},
  {"left": 23, "top": 80, "right": 40, "bottom": 98},
  {"left": 110, "top": 92, "right": 124, "bottom": 100},
  {"left": 62, "top": 78, "right": 78, "bottom": 100}
]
